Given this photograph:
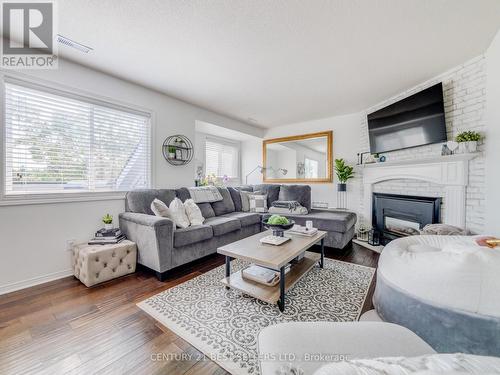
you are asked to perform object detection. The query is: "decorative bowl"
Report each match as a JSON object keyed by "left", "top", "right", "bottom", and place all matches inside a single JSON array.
[{"left": 262, "top": 219, "right": 295, "bottom": 237}]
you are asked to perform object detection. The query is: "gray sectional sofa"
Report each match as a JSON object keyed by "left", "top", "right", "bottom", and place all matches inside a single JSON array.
[{"left": 119, "top": 184, "right": 356, "bottom": 280}]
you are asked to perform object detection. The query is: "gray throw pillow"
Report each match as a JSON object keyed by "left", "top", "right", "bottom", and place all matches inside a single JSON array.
[{"left": 240, "top": 190, "right": 261, "bottom": 212}]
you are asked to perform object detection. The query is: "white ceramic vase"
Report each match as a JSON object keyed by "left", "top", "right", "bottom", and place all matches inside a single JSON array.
[
  {"left": 104, "top": 223, "right": 113, "bottom": 230},
  {"left": 457, "top": 142, "right": 467, "bottom": 154},
  {"left": 465, "top": 141, "right": 478, "bottom": 153}
]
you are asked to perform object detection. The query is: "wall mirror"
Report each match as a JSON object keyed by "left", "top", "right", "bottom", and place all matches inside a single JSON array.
[{"left": 263, "top": 131, "right": 333, "bottom": 183}]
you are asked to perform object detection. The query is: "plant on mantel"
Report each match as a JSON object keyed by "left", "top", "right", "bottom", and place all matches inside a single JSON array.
[{"left": 455, "top": 130, "right": 482, "bottom": 153}]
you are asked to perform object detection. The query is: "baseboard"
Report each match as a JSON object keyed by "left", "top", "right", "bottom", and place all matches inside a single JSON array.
[
  {"left": 353, "top": 239, "right": 384, "bottom": 253},
  {"left": 0, "top": 269, "right": 74, "bottom": 296}
]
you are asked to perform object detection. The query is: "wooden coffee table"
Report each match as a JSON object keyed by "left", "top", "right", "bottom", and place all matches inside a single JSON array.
[{"left": 217, "top": 230, "right": 327, "bottom": 312}]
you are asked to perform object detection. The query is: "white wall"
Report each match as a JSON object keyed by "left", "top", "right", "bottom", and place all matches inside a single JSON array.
[
  {"left": 241, "top": 138, "right": 263, "bottom": 185},
  {"left": 0, "top": 59, "right": 259, "bottom": 294},
  {"left": 264, "top": 113, "right": 363, "bottom": 210},
  {"left": 485, "top": 30, "right": 500, "bottom": 235}
]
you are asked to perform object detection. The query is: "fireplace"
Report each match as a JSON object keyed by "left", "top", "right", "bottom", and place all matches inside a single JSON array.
[{"left": 372, "top": 193, "right": 441, "bottom": 245}]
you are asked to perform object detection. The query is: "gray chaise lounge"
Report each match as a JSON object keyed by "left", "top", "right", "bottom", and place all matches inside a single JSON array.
[{"left": 119, "top": 184, "right": 356, "bottom": 280}]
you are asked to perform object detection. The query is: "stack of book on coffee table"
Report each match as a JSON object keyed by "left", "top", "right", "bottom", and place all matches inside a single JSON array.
[
  {"left": 242, "top": 264, "right": 291, "bottom": 286},
  {"left": 287, "top": 225, "right": 318, "bottom": 237},
  {"left": 88, "top": 228, "right": 126, "bottom": 245}
]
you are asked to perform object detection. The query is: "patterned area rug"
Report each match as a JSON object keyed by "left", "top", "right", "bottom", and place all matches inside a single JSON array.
[{"left": 138, "top": 258, "right": 375, "bottom": 375}]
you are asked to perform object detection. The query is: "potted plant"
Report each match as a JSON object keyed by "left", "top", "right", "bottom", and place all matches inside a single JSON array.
[
  {"left": 455, "top": 131, "right": 482, "bottom": 153},
  {"left": 102, "top": 214, "right": 113, "bottom": 231},
  {"left": 334, "top": 158, "right": 355, "bottom": 192},
  {"left": 167, "top": 145, "right": 176, "bottom": 159}
]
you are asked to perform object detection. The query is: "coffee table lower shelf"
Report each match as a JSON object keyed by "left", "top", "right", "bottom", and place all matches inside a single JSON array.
[{"left": 220, "top": 251, "right": 321, "bottom": 305}]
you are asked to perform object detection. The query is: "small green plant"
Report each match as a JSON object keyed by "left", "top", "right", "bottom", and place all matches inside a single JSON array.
[
  {"left": 455, "top": 131, "right": 482, "bottom": 142},
  {"left": 334, "top": 158, "right": 355, "bottom": 183},
  {"left": 102, "top": 214, "right": 113, "bottom": 225},
  {"left": 267, "top": 215, "right": 290, "bottom": 225},
  {"left": 168, "top": 146, "right": 176, "bottom": 154}
]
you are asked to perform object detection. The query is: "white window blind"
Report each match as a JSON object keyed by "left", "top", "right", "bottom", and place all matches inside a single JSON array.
[
  {"left": 4, "top": 81, "right": 151, "bottom": 195},
  {"left": 205, "top": 137, "right": 239, "bottom": 178}
]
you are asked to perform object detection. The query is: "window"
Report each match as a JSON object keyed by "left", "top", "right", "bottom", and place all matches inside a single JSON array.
[
  {"left": 304, "top": 158, "right": 319, "bottom": 178},
  {"left": 3, "top": 80, "right": 151, "bottom": 196},
  {"left": 204, "top": 137, "right": 240, "bottom": 180}
]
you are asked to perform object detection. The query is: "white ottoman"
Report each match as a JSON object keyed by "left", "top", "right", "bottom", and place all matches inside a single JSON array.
[
  {"left": 374, "top": 235, "right": 500, "bottom": 355},
  {"left": 72, "top": 240, "right": 137, "bottom": 287}
]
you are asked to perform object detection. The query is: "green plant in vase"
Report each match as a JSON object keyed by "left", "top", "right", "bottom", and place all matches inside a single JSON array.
[
  {"left": 167, "top": 145, "right": 176, "bottom": 159},
  {"left": 334, "top": 158, "right": 355, "bottom": 190},
  {"left": 455, "top": 131, "right": 482, "bottom": 153},
  {"left": 102, "top": 213, "right": 113, "bottom": 230}
]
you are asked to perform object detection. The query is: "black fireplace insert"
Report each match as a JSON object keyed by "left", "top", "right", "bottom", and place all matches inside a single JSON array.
[{"left": 372, "top": 193, "right": 441, "bottom": 245}]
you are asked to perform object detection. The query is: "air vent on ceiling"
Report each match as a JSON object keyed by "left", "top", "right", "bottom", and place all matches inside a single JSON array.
[{"left": 56, "top": 34, "right": 93, "bottom": 53}]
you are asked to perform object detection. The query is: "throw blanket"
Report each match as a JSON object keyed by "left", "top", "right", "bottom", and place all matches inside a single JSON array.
[
  {"left": 187, "top": 186, "right": 223, "bottom": 203},
  {"left": 269, "top": 200, "right": 308, "bottom": 215},
  {"left": 311, "top": 353, "right": 500, "bottom": 375}
]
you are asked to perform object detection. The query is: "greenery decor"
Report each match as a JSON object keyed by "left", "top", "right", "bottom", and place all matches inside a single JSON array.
[
  {"left": 455, "top": 131, "right": 482, "bottom": 142},
  {"left": 102, "top": 214, "right": 113, "bottom": 225},
  {"left": 334, "top": 159, "right": 355, "bottom": 183}
]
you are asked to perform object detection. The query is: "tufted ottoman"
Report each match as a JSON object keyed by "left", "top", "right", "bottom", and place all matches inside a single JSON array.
[{"left": 72, "top": 240, "right": 137, "bottom": 287}]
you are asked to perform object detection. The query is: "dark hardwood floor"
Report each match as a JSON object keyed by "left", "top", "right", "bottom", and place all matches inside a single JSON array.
[{"left": 0, "top": 243, "right": 379, "bottom": 375}]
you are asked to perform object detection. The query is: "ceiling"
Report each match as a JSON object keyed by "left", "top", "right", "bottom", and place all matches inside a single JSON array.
[{"left": 48, "top": 1, "right": 500, "bottom": 127}]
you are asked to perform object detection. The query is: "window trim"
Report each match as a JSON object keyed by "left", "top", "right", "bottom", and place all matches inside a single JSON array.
[
  {"left": 200, "top": 133, "right": 241, "bottom": 183},
  {"left": 0, "top": 72, "right": 155, "bottom": 205}
]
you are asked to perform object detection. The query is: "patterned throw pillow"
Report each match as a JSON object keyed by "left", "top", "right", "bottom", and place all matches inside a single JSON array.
[
  {"left": 240, "top": 190, "right": 261, "bottom": 212},
  {"left": 249, "top": 194, "right": 268, "bottom": 213}
]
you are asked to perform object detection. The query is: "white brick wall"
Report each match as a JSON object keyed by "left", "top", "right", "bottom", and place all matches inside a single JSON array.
[{"left": 358, "top": 55, "right": 486, "bottom": 233}]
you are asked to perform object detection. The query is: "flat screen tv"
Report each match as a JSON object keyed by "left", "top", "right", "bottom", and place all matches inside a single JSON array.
[{"left": 368, "top": 83, "right": 447, "bottom": 154}]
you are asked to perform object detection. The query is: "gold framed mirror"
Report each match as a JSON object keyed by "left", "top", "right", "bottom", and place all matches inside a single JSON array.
[{"left": 263, "top": 131, "right": 333, "bottom": 183}]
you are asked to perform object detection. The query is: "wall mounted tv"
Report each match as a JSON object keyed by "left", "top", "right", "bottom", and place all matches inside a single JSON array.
[{"left": 368, "top": 82, "right": 447, "bottom": 154}]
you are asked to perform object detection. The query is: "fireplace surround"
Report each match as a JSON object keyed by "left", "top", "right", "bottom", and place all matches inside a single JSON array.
[
  {"left": 372, "top": 193, "right": 441, "bottom": 244},
  {"left": 362, "top": 154, "right": 476, "bottom": 229}
]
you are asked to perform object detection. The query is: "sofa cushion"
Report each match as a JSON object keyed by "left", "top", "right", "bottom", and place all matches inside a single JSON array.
[
  {"left": 175, "top": 187, "right": 191, "bottom": 202},
  {"left": 227, "top": 187, "right": 243, "bottom": 212},
  {"left": 254, "top": 184, "right": 280, "bottom": 208},
  {"left": 174, "top": 225, "right": 213, "bottom": 247},
  {"left": 157, "top": 189, "right": 177, "bottom": 206},
  {"left": 211, "top": 187, "right": 236, "bottom": 216},
  {"left": 204, "top": 216, "right": 241, "bottom": 236},
  {"left": 221, "top": 212, "right": 261, "bottom": 227},
  {"left": 197, "top": 202, "right": 216, "bottom": 218},
  {"left": 278, "top": 185, "right": 311, "bottom": 211},
  {"left": 285, "top": 209, "right": 356, "bottom": 233},
  {"left": 125, "top": 189, "right": 159, "bottom": 214}
]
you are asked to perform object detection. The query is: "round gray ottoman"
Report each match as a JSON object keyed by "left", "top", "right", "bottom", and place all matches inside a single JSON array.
[{"left": 373, "top": 235, "right": 500, "bottom": 356}]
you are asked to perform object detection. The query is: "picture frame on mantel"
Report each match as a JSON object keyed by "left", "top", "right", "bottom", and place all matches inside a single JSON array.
[{"left": 262, "top": 130, "right": 333, "bottom": 183}]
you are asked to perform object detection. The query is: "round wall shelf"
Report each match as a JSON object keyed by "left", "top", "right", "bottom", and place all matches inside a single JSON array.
[{"left": 162, "top": 135, "right": 193, "bottom": 165}]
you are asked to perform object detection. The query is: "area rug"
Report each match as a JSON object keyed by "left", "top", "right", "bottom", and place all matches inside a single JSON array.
[{"left": 138, "top": 258, "right": 375, "bottom": 375}]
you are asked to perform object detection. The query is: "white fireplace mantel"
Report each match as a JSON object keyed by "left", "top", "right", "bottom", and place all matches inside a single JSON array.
[{"left": 362, "top": 154, "right": 477, "bottom": 228}]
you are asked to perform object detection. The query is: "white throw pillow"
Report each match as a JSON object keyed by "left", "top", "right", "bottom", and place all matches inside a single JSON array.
[
  {"left": 151, "top": 198, "right": 170, "bottom": 218},
  {"left": 168, "top": 198, "right": 190, "bottom": 228},
  {"left": 184, "top": 199, "right": 205, "bottom": 226}
]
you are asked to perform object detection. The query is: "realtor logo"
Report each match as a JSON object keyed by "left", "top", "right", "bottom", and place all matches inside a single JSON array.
[{"left": 1, "top": 1, "right": 57, "bottom": 68}]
